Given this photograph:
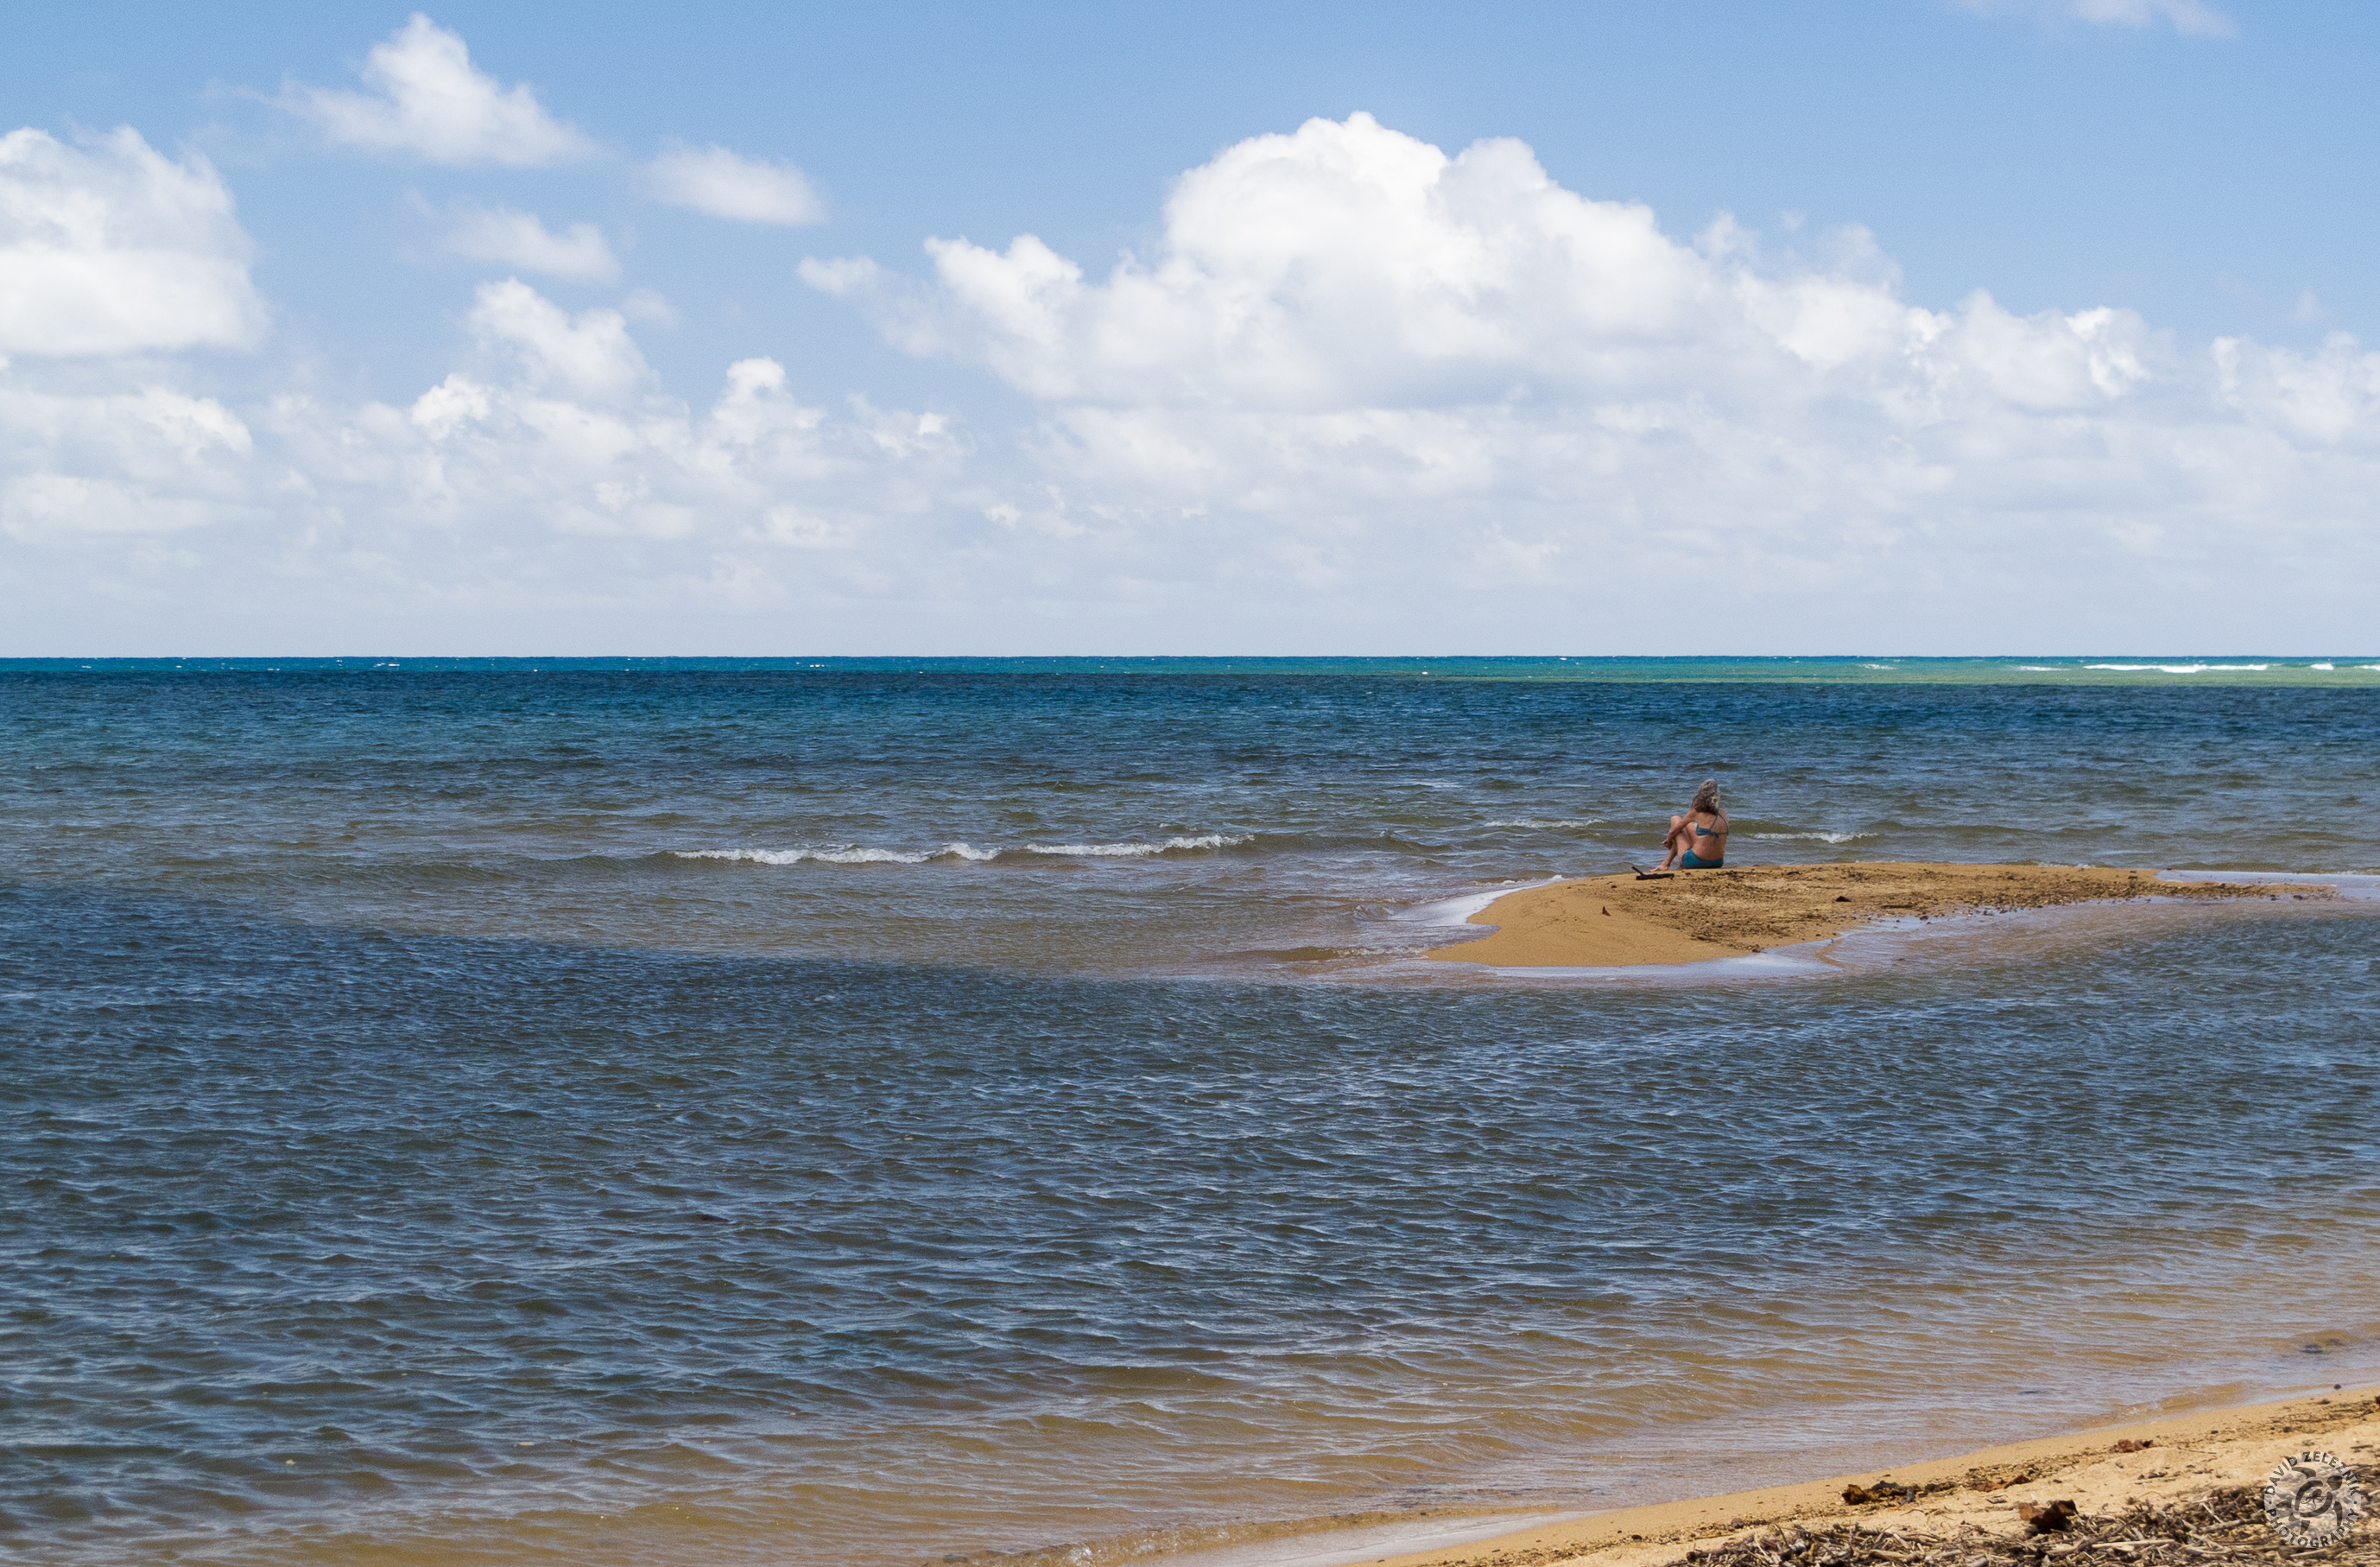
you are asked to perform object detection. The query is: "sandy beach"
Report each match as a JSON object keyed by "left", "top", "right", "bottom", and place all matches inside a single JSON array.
[
  {"left": 1367, "top": 1386, "right": 2379, "bottom": 1567},
  {"left": 1427, "top": 864, "right": 2327, "bottom": 968}
]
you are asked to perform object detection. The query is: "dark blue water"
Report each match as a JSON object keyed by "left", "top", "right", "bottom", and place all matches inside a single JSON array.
[{"left": 3, "top": 662, "right": 2377, "bottom": 1565}]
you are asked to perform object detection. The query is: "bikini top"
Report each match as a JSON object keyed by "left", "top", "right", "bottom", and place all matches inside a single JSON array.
[{"left": 1693, "top": 816, "right": 1724, "bottom": 836}]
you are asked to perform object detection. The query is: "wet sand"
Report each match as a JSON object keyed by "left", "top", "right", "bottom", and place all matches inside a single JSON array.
[
  {"left": 1427, "top": 864, "right": 2326, "bottom": 968},
  {"left": 1364, "top": 1386, "right": 2380, "bottom": 1567}
]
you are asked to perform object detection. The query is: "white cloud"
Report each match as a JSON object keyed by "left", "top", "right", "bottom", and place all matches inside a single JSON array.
[
  {"left": 807, "top": 111, "right": 2167, "bottom": 422},
  {"left": 2214, "top": 332, "right": 2380, "bottom": 447},
  {"left": 0, "top": 126, "right": 266, "bottom": 356},
  {"left": 797, "top": 111, "right": 2377, "bottom": 644},
  {"left": 620, "top": 288, "right": 681, "bottom": 327},
  {"left": 1956, "top": 0, "right": 2236, "bottom": 38},
  {"left": 459, "top": 278, "right": 650, "bottom": 402},
  {"left": 437, "top": 202, "right": 617, "bottom": 280},
  {"left": 0, "top": 279, "right": 971, "bottom": 645},
  {"left": 0, "top": 381, "right": 252, "bottom": 537},
  {"left": 642, "top": 143, "right": 823, "bottom": 224},
  {"left": 2067, "top": 0, "right": 2234, "bottom": 35},
  {"left": 283, "top": 14, "right": 595, "bottom": 167},
  {"left": 5, "top": 115, "right": 2380, "bottom": 652}
]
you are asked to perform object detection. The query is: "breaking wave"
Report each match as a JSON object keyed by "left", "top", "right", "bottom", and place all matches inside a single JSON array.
[
  {"left": 672, "top": 835, "right": 1248, "bottom": 866},
  {"left": 1750, "top": 830, "right": 1872, "bottom": 844},
  {"left": 674, "top": 843, "right": 996, "bottom": 866},
  {"left": 1023, "top": 834, "right": 1249, "bottom": 857},
  {"left": 2085, "top": 663, "right": 2270, "bottom": 673}
]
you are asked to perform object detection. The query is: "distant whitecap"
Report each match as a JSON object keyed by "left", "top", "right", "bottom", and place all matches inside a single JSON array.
[
  {"left": 2080, "top": 663, "right": 2267, "bottom": 673},
  {"left": 675, "top": 845, "right": 933, "bottom": 865},
  {"left": 1023, "top": 834, "right": 1250, "bottom": 857}
]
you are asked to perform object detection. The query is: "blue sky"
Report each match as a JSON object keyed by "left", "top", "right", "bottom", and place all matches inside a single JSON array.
[{"left": 4, "top": 2, "right": 2377, "bottom": 652}]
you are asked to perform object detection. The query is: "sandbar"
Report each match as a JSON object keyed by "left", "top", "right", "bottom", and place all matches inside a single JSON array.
[
  {"left": 1427, "top": 864, "right": 2330, "bottom": 968},
  {"left": 1363, "top": 1386, "right": 2380, "bottom": 1567}
]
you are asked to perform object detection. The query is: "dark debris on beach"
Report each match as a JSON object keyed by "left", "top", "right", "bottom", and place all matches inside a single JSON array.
[{"left": 1668, "top": 1482, "right": 2371, "bottom": 1567}]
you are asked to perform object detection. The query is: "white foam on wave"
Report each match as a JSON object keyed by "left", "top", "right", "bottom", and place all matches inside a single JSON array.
[
  {"left": 674, "top": 841, "right": 998, "bottom": 866},
  {"left": 2085, "top": 663, "right": 2269, "bottom": 673},
  {"left": 2313, "top": 663, "right": 2335, "bottom": 670},
  {"left": 1397, "top": 879, "right": 1565, "bottom": 928},
  {"left": 1484, "top": 817, "right": 1600, "bottom": 829},
  {"left": 678, "top": 834, "right": 1248, "bottom": 866},
  {"left": 2015, "top": 665, "right": 2060, "bottom": 671},
  {"left": 677, "top": 846, "right": 926, "bottom": 865},
  {"left": 1023, "top": 833, "right": 1250, "bottom": 857},
  {"left": 1750, "top": 830, "right": 1871, "bottom": 844}
]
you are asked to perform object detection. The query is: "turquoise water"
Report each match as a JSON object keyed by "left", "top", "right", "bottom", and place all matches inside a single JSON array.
[
  {"left": 20, "top": 654, "right": 2380, "bottom": 684},
  {"left": 3, "top": 660, "right": 2377, "bottom": 1565}
]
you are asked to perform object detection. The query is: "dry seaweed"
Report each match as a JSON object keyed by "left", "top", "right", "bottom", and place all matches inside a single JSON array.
[{"left": 1667, "top": 1481, "right": 2371, "bottom": 1567}]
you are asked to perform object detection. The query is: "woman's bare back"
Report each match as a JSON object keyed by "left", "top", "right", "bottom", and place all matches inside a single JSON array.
[{"left": 1674, "top": 809, "right": 1727, "bottom": 866}]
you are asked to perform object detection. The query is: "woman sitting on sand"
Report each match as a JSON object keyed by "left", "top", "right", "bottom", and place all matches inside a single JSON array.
[{"left": 1657, "top": 780, "right": 1727, "bottom": 870}]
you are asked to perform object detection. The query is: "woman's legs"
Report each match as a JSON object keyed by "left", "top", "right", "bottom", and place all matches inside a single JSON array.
[{"left": 1659, "top": 813, "right": 1687, "bottom": 867}]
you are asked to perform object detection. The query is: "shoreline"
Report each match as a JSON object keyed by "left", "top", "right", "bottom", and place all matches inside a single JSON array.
[
  {"left": 1424, "top": 864, "right": 2334, "bottom": 969},
  {"left": 1342, "top": 1384, "right": 2380, "bottom": 1567}
]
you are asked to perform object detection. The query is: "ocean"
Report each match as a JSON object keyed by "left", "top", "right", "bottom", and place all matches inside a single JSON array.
[{"left": 3, "top": 657, "right": 2377, "bottom": 1566}]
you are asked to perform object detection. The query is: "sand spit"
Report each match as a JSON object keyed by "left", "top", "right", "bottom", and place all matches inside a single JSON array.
[
  {"left": 1427, "top": 864, "right": 2330, "bottom": 968},
  {"left": 1367, "top": 1387, "right": 2379, "bottom": 1567}
]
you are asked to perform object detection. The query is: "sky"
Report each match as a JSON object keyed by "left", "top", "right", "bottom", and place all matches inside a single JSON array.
[{"left": 3, "top": 0, "right": 2377, "bottom": 654}]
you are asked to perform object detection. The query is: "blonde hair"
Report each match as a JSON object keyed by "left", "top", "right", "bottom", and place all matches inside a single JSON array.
[{"left": 1690, "top": 779, "right": 1722, "bottom": 815}]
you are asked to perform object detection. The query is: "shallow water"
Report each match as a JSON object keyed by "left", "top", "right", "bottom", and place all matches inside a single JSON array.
[{"left": 3, "top": 658, "right": 2377, "bottom": 1565}]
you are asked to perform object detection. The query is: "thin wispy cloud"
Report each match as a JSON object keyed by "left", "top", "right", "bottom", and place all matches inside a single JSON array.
[
  {"left": 1956, "top": 0, "right": 2236, "bottom": 39},
  {"left": 280, "top": 13, "right": 596, "bottom": 166},
  {"left": 434, "top": 201, "right": 618, "bottom": 281},
  {"left": 641, "top": 143, "right": 824, "bottom": 224},
  {"left": 619, "top": 288, "right": 681, "bottom": 327}
]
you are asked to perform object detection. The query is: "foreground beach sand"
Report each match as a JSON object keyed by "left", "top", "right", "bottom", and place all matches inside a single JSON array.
[
  {"left": 1427, "top": 864, "right": 2326, "bottom": 968},
  {"left": 1367, "top": 1386, "right": 2379, "bottom": 1567}
]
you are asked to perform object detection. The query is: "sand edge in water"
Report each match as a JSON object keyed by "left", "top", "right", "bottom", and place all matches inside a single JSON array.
[
  {"left": 1367, "top": 1386, "right": 2380, "bottom": 1567},
  {"left": 1426, "top": 864, "right": 2332, "bottom": 968}
]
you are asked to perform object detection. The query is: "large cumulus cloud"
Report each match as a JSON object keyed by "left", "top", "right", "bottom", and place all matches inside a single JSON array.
[
  {"left": 801, "top": 113, "right": 2379, "bottom": 641},
  {"left": 3, "top": 111, "right": 2377, "bottom": 650}
]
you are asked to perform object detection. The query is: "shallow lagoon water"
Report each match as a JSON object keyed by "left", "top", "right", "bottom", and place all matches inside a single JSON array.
[{"left": 3, "top": 657, "right": 2377, "bottom": 1565}]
